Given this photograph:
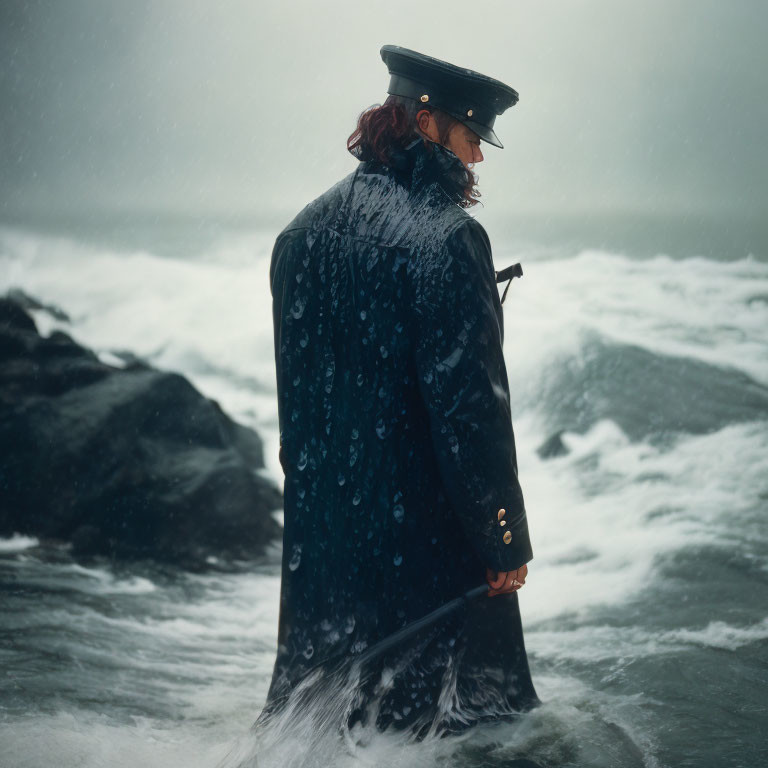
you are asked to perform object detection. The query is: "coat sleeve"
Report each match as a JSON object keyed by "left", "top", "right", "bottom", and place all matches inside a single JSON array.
[{"left": 407, "top": 217, "right": 533, "bottom": 573}]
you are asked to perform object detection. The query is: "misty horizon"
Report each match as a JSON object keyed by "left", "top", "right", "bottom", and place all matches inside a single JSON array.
[{"left": 1, "top": 0, "right": 767, "bottom": 258}]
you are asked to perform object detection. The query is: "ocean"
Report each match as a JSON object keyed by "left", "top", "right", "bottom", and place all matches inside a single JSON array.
[{"left": 1, "top": 218, "right": 766, "bottom": 768}]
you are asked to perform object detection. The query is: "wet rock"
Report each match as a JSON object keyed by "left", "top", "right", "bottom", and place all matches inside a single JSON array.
[
  {"left": 0, "top": 294, "right": 282, "bottom": 570},
  {"left": 536, "top": 430, "right": 570, "bottom": 459},
  {"left": 5, "top": 287, "right": 71, "bottom": 322}
]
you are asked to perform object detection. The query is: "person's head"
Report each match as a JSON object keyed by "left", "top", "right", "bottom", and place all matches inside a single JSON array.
[{"left": 347, "top": 93, "right": 482, "bottom": 207}]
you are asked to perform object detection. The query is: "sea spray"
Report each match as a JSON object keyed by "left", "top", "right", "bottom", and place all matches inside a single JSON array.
[
  {"left": 214, "top": 661, "right": 365, "bottom": 768},
  {"left": 215, "top": 595, "right": 540, "bottom": 768}
]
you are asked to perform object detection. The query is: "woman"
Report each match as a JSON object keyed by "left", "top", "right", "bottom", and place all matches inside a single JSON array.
[{"left": 262, "top": 45, "right": 540, "bottom": 739}]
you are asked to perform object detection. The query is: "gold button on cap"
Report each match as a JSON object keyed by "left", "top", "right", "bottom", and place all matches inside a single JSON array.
[
  {"left": 420, "top": 94, "right": 429, "bottom": 102},
  {"left": 503, "top": 530, "right": 512, "bottom": 544},
  {"left": 497, "top": 508, "right": 506, "bottom": 521},
  {"left": 467, "top": 108, "right": 473, "bottom": 117}
]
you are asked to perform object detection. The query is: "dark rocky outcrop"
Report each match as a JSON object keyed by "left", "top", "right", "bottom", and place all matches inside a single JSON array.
[
  {"left": 0, "top": 294, "right": 282, "bottom": 570},
  {"left": 4, "top": 287, "right": 71, "bottom": 322}
]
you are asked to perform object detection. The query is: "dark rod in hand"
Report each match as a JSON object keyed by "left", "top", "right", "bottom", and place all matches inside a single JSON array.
[{"left": 355, "top": 583, "right": 489, "bottom": 667}]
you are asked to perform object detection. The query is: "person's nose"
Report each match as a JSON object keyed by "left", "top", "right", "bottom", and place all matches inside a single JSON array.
[{"left": 474, "top": 145, "right": 484, "bottom": 164}]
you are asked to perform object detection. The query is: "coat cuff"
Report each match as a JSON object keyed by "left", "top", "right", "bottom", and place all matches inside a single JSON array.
[{"left": 475, "top": 509, "right": 533, "bottom": 573}]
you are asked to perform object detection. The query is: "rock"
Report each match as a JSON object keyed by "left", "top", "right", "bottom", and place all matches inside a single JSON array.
[
  {"left": 0, "top": 293, "right": 282, "bottom": 570},
  {"left": 5, "top": 287, "right": 71, "bottom": 322},
  {"left": 0, "top": 293, "right": 39, "bottom": 333},
  {"left": 536, "top": 430, "right": 569, "bottom": 459}
]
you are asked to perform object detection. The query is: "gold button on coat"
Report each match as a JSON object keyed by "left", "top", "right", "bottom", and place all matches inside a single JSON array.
[
  {"left": 500, "top": 520, "right": 507, "bottom": 527},
  {"left": 503, "top": 530, "right": 512, "bottom": 544},
  {"left": 498, "top": 508, "right": 506, "bottom": 520},
  {"left": 420, "top": 94, "right": 429, "bottom": 102}
]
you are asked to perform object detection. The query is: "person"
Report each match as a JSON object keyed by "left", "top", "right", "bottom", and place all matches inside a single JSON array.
[{"left": 261, "top": 44, "right": 540, "bottom": 739}]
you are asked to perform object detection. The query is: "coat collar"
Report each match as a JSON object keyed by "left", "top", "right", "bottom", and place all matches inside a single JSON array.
[{"left": 384, "top": 136, "right": 471, "bottom": 205}]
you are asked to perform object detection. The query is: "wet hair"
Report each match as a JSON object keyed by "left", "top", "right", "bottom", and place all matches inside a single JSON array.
[{"left": 347, "top": 94, "right": 481, "bottom": 207}]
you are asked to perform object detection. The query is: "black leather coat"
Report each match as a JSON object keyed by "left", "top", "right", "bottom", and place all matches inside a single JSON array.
[{"left": 264, "top": 137, "right": 539, "bottom": 734}]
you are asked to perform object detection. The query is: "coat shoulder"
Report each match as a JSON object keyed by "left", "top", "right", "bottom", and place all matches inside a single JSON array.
[
  {"left": 275, "top": 168, "right": 359, "bottom": 240},
  {"left": 269, "top": 163, "right": 487, "bottom": 291},
  {"left": 344, "top": 162, "right": 475, "bottom": 250},
  {"left": 269, "top": 168, "right": 358, "bottom": 288}
]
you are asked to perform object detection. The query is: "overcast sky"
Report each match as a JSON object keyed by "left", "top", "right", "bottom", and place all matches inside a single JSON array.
[{"left": 1, "top": 0, "right": 766, "bottom": 230}]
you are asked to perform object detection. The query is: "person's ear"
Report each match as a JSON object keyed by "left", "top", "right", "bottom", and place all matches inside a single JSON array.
[{"left": 416, "top": 109, "right": 437, "bottom": 140}]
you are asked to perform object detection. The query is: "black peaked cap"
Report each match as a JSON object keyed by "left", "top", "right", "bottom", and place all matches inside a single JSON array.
[{"left": 380, "top": 44, "right": 518, "bottom": 149}]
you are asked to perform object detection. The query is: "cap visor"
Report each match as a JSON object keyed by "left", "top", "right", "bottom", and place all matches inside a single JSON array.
[
  {"left": 468, "top": 121, "right": 504, "bottom": 149},
  {"left": 446, "top": 115, "right": 504, "bottom": 149}
]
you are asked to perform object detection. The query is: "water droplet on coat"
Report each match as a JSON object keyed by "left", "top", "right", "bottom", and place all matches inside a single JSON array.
[
  {"left": 290, "top": 296, "right": 306, "bottom": 319},
  {"left": 288, "top": 544, "right": 302, "bottom": 571}
]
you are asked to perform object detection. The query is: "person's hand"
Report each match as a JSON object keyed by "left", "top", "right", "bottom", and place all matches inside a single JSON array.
[{"left": 486, "top": 563, "right": 528, "bottom": 597}]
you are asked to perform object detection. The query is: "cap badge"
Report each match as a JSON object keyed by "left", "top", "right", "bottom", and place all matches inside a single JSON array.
[{"left": 420, "top": 94, "right": 429, "bottom": 102}]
